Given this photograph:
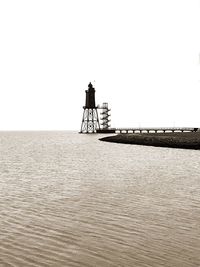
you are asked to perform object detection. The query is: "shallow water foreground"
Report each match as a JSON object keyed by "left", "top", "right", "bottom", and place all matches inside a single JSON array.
[{"left": 0, "top": 131, "right": 200, "bottom": 267}]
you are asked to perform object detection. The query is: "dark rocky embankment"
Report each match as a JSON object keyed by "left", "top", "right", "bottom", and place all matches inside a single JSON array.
[{"left": 100, "top": 132, "right": 200, "bottom": 150}]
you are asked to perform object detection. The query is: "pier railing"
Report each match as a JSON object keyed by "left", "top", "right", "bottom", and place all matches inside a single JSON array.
[{"left": 115, "top": 127, "right": 198, "bottom": 134}]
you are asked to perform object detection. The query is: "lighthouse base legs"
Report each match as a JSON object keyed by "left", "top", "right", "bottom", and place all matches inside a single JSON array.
[{"left": 80, "top": 108, "right": 100, "bottom": 133}]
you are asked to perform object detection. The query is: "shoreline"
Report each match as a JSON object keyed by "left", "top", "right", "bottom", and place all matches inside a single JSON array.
[{"left": 99, "top": 132, "right": 200, "bottom": 150}]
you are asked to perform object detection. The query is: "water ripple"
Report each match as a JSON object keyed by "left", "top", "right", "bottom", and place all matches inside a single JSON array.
[{"left": 0, "top": 132, "right": 200, "bottom": 266}]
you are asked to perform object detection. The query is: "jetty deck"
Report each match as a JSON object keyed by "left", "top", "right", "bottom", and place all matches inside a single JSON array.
[{"left": 97, "top": 127, "right": 198, "bottom": 134}]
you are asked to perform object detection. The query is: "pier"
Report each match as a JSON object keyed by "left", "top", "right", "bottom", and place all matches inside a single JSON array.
[
  {"left": 80, "top": 83, "right": 199, "bottom": 135},
  {"left": 97, "top": 127, "right": 198, "bottom": 134}
]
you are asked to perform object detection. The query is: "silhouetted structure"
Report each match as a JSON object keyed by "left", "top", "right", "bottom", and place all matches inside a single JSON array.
[
  {"left": 80, "top": 82, "right": 100, "bottom": 133},
  {"left": 100, "top": 103, "right": 111, "bottom": 130},
  {"left": 79, "top": 83, "right": 198, "bottom": 134}
]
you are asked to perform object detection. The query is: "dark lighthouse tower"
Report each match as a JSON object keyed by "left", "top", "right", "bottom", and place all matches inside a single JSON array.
[{"left": 80, "top": 82, "right": 100, "bottom": 133}]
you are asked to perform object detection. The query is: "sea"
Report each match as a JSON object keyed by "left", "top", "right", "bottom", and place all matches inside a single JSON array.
[{"left": 0, "top": 131, "right": 200, "bottom": 267}]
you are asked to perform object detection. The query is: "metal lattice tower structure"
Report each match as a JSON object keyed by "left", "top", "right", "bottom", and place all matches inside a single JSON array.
[
  {"left": 80, "top": 82, "right": 100, "bottom": 133},
  {"left": 100, "top": 103, "right": 111, "bottom": 130}
]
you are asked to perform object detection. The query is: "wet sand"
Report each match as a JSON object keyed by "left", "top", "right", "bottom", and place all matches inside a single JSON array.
[{"left": 100, "top": 132, "right": 200, "bottom": 150}]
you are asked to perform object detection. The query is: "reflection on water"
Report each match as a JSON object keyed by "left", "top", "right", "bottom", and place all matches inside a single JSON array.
[{"left": 0, "top": 131, "right": 200, "bottom": 267}]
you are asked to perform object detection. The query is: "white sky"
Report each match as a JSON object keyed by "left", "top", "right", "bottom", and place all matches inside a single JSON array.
[{"left": 0, "top": 0, "right": 200, "bottom": 130}]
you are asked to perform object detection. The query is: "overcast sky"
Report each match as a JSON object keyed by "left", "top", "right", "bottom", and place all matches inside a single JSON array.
[{"left": 0, "top": 0, "right": 200, "bottom": 130}]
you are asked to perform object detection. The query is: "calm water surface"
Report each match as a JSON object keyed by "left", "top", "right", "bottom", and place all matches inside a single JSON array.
[{"left": 0, "top": 131, "right": 200, "bottom": 267}]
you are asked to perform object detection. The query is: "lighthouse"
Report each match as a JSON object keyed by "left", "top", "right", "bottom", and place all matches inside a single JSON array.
[{"left": 80, "top": 82, "right": 100, "bottom": 133}]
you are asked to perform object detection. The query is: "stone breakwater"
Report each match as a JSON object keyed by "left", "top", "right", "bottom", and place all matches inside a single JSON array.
[{"left": 100, "top": 132, "right": 200, "bottom": 150}]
